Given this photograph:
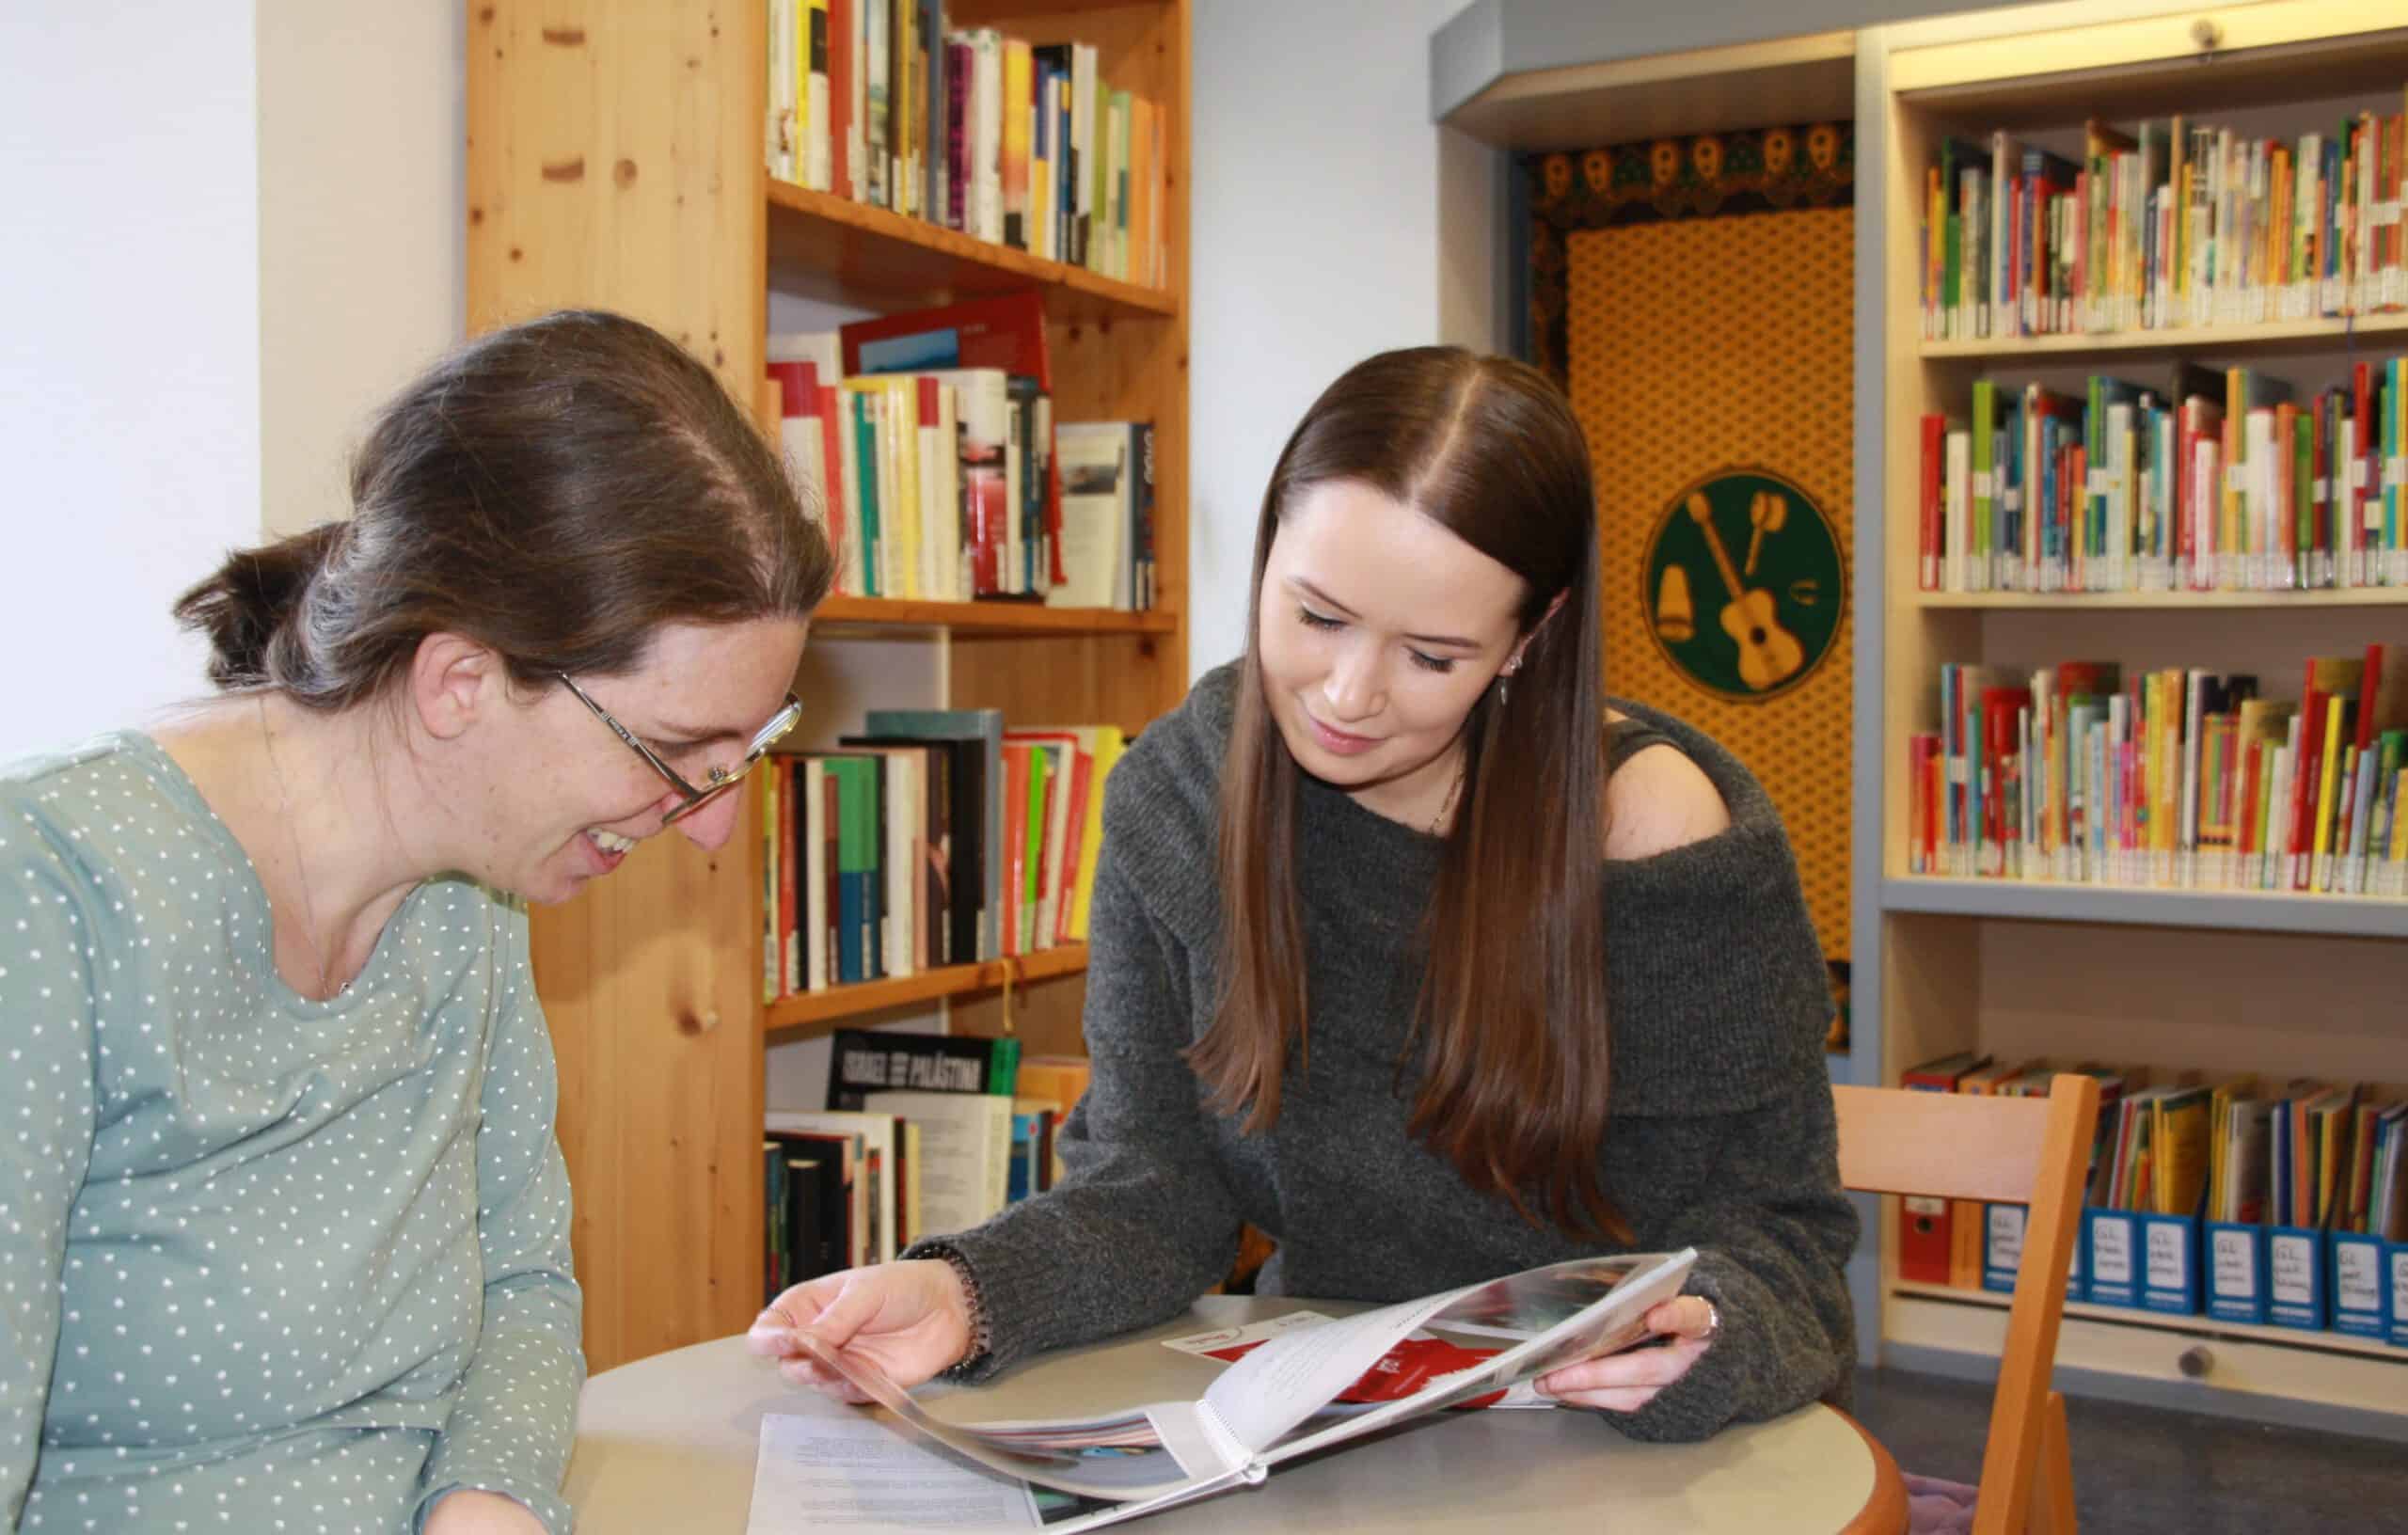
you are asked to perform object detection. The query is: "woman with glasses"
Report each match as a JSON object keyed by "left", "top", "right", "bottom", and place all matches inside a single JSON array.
[
  {"left": 751, "top": 346, "right": 1855, "bottom": 1446},
  {"left": 0, "top": 309, "right": 830, "bottom": 1535}
]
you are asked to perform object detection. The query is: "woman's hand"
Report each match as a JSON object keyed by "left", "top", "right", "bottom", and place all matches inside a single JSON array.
[
  {"left": 1532, "top": 1294, "right": 1719, "bottom": 1413},
  {"left": 423, "top": 1490, "right": 547, "bottom": 1535},
  {"left": 745, "top": 1258, "right": 974, "bottom": 1400}
]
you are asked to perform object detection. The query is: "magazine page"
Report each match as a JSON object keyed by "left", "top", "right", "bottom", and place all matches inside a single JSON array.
[
  {"left": 789, "top": 1330, "right": 1229, "bottom": 1504},
  {"left": 1259, "top": 1247, "right": 1699, "bottom": 1464},
  {"left": 1189, "top": 1295, "right": 1460, "bottom": 1453}
]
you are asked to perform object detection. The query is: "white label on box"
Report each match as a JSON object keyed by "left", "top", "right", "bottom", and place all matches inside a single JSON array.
[
  {"left": 1988, "top": 1205, "right": 2026, "bottom": 1273},
  {"left": 2090, "top": 1217, "right": 2134, "bottom": 1286},
  {"left": 2225, "top": 465, "right": 2244, "bottom": 495},
  {"left": 2210, "top": 1228, "right": 2255, "bottom": 1299},
  {"left": 2351, "top": 457, "right": 2369, "bottom": 492},
  {"left": 2088, "top": 469, "right": 2111, "bottom": 498},
  {"left": 1973, "top": 470, "right": 1994, "bottom": 498},
  {"left": 2271, "top": 1233, "right": 2315, "bottom": 1306},
  {"left": 2146, "top": 1223, "right": 2189, "bottom": 1291},
  {"left": 2334, "top": 1244, "right": 2380, "bottom": 1314},
  {"left": 2004, "top": 489, "right": 2022, "bottom": 513},
  {"left": 1903, "top": 1195, "right": 1946, "bottom": 1217},
  {"left": 2392, "top": 1250, "right": 2408, "bottom": 1322}
]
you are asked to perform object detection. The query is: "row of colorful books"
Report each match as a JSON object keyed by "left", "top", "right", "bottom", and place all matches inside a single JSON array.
[
  {"left": 762, "top": 708, "right": 1126, "bottom": 1000},
  {"left": 763, "top": 1032, "right": 1090, "bottom": 1297},
  {"left": 1907, "top": 644, "right": 2408, "bottom": 894},
  {"left": 1901, "top": 1053, "right": 2406, "bottom": 1339},
  {"left": 1922, "top": 102, "right": 2408, "bottom": 342},
  {"left": 768, "top": 292, "right": 1157, "bottom": 609},
  {"left": 1916, "top": 358, "right": 2407, "bottom": 593},
  {"left": 766, "top": 0, "right": 1169, "bottom": 288}
]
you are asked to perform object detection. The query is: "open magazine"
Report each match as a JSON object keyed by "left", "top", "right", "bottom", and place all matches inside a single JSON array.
[{"left": 788, "top": 1246, "right": 1698, "bottom": 1530}]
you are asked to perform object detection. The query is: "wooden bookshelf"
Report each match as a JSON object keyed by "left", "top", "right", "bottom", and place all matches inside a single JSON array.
[
  {"left": 1880, "top": 877, "right": 2408, "bottom": 939},
  {"left": 768, "top": 181, "right": 1176, "bottom": 323},
  {"left": 1912, "top": 589, "right": 2408, "bottom": 610},
  {"left": 764, "top": 944, "right": 1091, "bottom": 1034},
  {"left": 1891, "top": 1279, "right": 2408, "bottom": 1364},
  {"left": 1866, "top": 0, "right": 2408, "bottom": 1435},
  {"left": 813, "top": 594, "right": 1179, "bottom": 634},
  {"left": 1918, "top": 309, "right": 2408, "bottom": 361},
  {"left": 1887, "top": 1288, "right": 2408, "bottom": 1433},
  {"left": 470, "top": 0, "right": 1191, "bottom": 1371}
]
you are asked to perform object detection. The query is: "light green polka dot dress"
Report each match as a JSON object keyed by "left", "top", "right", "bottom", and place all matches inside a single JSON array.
[{"left": 0, "top": 733, "right": 584, "bottom": 1533}]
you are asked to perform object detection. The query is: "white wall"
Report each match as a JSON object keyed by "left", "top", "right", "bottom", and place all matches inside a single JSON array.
[
  {"left": 3, "top": 0, "right": 1466, "bottom": 751},
  {"left": 0, "top": 3, "right": 463, "bottom": 763},
  {"left": 0, "top": 4, "right": 263, "bottom": 758},
  {"left": 258, "top": 0, "right": 467, "bottom": 538},
  {"left": 1188, "top": 0, "right": 1497, "bottom": 679}
]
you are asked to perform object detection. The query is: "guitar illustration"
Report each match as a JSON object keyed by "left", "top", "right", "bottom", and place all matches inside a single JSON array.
[{"left": 1686, "top": 491, "right": 1805, "bottom": 691}]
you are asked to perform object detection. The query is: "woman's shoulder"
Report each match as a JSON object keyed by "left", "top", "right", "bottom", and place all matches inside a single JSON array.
[
  {"left": 2, "top": 731, "right": 195, "bottom": 868},
  {"left": 1101, "top": 661, "right": 1238, "bottom": 836},
  {"left": 1602, "top": 710, "right": 1731, "bottom": 861},
  {"left": 1598, "top": 697, "right": 1788, "bottom": 863}
]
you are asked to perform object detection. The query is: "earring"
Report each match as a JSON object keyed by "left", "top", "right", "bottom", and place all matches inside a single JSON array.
[{"left": 1497, "top": 662, "right": 1518, "bottom": 707}]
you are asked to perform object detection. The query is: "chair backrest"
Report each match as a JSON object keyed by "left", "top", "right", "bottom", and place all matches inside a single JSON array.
[{"left": 1833, "top": 1072, "right": 2099, "bottom": 1535}]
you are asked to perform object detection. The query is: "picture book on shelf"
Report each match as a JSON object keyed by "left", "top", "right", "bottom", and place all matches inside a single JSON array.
[{"left": 771, "top": 1247, "right": 1697, "bottom": 1531}]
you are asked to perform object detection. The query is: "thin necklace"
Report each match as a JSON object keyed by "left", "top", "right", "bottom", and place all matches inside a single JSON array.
[
  {"left": 1428, "top": 757, "right": 1466, "bottom": 836},
  {"left": 258, "top": 695, "right": 342, "bottom": 999}
]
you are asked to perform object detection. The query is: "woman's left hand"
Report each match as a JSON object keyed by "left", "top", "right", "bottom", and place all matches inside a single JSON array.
[
  {"left": 1533, "top": 1294, "right": 1719, "bottom": 1413},
  {"left": 423, "top": 1490, "right": 547, "bottom": 1535}
]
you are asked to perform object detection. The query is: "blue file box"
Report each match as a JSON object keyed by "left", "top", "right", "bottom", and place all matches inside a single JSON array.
[
  {"left": 2389, "top": 1243, "right": 2408, "bottom": 1349},
  {"left": 1982, "top": 1203, "right": 2024, "bottom": 1294},
  {"left": 2329, "top": 1230, "right": 2390, "bottom": 1339},
  {"left": 2266, "top": 1225, "right": 2328, "bottom": 1330},
  {"left": 2082, "top": 1209, "right": 2200, "bottom": 1313},
  {"left": 2066, "top": 1212, "right": 2085, "bottom": 1303},
  {"left": 2204, "top": 1221, "right": 2268, "bottom": 1324}
]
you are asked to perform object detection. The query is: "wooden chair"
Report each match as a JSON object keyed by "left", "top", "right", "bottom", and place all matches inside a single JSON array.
[{"left": 1833, "top": 1072, "right": 2099, "bottom": 1535}]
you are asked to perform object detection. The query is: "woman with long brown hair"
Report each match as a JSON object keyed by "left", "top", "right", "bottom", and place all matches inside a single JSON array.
[
  {"left": 0, "top": 309, "right": 833, "bottom": 1534},
  {"left": 752, "top": 346, "right": 1854, "bottom": 1437}
]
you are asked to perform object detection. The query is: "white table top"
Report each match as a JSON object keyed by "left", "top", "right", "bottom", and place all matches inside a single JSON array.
[{"left": 564, "top": 1296, "right": 1900, "bottom": 1534}]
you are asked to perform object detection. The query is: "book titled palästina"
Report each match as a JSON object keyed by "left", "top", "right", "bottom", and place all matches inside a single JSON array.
[
  {"left": 825, "top": 1026, "right": 1020, "bottom": 1112},
  {"left": 784, "top": 1247, "right": 1697, "bottom": 1530}
]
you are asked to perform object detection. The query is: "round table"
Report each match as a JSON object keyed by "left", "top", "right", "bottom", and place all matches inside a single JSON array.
[{"left": 564, "top": 1299, "right": 1906, "bottom": 1534}]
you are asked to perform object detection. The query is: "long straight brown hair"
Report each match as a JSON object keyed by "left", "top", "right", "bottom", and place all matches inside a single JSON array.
[{"left": 1192, "top": 346, "right": 1624, "bottom": 1241}]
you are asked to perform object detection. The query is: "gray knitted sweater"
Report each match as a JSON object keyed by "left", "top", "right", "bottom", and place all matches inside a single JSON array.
[{"left": 920, "top": 663, "right": 1856, "bottom": 1442}]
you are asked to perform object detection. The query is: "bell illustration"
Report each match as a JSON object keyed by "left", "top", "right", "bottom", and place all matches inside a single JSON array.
[{"left": 1656, "top": 563, "right": 1695, "bottom": 642}]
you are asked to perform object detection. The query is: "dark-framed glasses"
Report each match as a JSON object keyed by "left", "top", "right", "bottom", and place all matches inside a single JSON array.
[{"left": 557, "top": 672, "right": 803, "bottom": 826}]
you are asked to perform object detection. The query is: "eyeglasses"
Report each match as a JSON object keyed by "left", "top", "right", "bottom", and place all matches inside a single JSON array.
[{"left": 557, "top": 672, "right": 803, "bottom": 826}]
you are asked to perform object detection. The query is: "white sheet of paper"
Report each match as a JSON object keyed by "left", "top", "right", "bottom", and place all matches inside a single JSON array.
[{"left": 747, "top": 1411, "right": 1041, "bottom": 1533}]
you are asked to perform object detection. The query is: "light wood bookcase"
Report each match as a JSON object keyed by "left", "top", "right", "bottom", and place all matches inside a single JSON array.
[
  {"left": 467, "top": 0, "right": 1190, "bottom": 1372},
  {"left": 1864, "top": 0, "right": 2408, "bottom": 1434}
]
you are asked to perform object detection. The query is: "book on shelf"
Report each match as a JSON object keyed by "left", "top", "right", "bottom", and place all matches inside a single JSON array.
[
  {"left": 762, "top": 707, "right": 1131, "bottom": 1001},
  {"left": 860, "top": 1087, "right": 1014, "bottom": 1239},
  {"left": 1922, "top": 98, "right": 2408, "bottom": 340},
  {"left": 784, "top": 1247, "right": 1697, "bottom": 1531},
  {"left": 1897, "top": 1051, "right": 1993, "bottom": 1283},
  {"left": 1918, "top": 356, "right": 2403, "bottom": 594},
  {"left": 825, "top": 1026, "right": 1020, "bottom": 1110},
  {"left": 1910, "top": 645, "right": 2408, "bottom": 896},
  {"left": 764, "top": 1, "right": 1169, "bottom": 289}
]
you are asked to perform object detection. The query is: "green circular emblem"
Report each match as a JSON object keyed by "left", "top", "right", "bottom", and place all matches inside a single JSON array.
[{"left": 1640, "top": 468, "right": 1845, "bottom": 703}]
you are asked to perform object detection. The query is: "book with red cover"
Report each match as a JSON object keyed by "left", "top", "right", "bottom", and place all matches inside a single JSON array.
[
  {"left": 1899, "top": 1051, "right": 1992, "bottom": 1283},
  {"left": 1981, "top": 686, "right": 2034, "bottom": 876}
]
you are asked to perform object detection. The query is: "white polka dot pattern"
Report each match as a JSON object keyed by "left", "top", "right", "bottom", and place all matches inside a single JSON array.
[{"left": 0, "top": 733, "right": 584, "bottom": 1533}]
